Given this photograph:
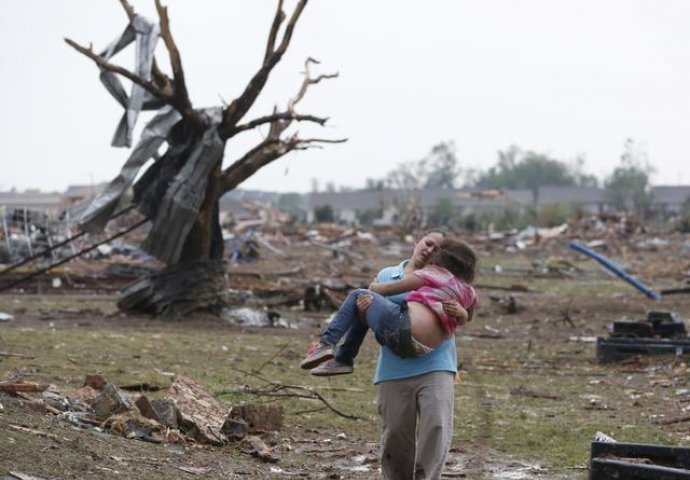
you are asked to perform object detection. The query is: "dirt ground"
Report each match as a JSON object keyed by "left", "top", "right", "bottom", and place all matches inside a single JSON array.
[{"left": 1, "top": 229, "right": 690, "bottom": 479}]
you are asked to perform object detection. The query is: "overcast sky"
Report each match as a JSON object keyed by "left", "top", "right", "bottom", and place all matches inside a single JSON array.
[{"left": 2, "top": 1, "right": 690, "bottom": 193}]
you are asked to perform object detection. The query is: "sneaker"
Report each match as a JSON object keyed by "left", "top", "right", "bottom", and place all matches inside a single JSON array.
[
  {"left": 310, "top": 359, "right": 354, "bottom": 376},
  {"left": 299, "top": 342, "right": 334, "bottom": 369}
]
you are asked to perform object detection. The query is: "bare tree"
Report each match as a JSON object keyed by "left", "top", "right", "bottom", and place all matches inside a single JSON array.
[{"left": 66, "top": 0, "right": 344, "bottom": 317}]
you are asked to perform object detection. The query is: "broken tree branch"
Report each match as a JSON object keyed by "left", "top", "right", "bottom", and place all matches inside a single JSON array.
[
  {"left": 117, "top": 0, "right": 173, "bottom": 92},
  {"left": 220, "top": 0, "right": 308, "bottom": 133},
  {"left": 229, "top": 112, "right": 329, "bottom": 137},
  {"left": 288, "top": 57, "right": 338, "bottom": 112},
  {"left": 219, "top": 135, "right": 345, "bottom": 193},
  {"left": 264, "top": 0, "right": 285, "bottom": 61},
  {"left": 64, "top": 38, "right": 171, "bottom": 103},
  {"left": 218, "top": 51, "right": 342, "bottom": 189},
  {"left": 294, "top": 137, "right": 348, "bottom": 146},
  {"left": 227, "top": 368, "right": 360, "bottom": 420},
  {"left": 64, "top": 37, "right": 199, "bottom": 125},
  {"left": 117, "top": 0, "right": 135, "bottom": 18},
  {"left": 218, "top": 56, "right": 343, "bottom": 192},
  {"left": 252, "top": 343, "right": 292, "bottom": 374},
  {"left": 219, "top": 139, "right": 290, "bottom": 192},
  {"left": 154, "top": 0, "right": 194, "bottom": 117},
  {"left": 273, "top": 0, "right": 307, "bottom": 61}
]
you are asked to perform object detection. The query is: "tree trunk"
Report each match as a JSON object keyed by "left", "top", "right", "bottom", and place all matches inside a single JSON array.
[
  {"left": 117, "top": 260, "right": 227, "bottom": 318},
  {"left": 120, "top": 143, "right": 227, "bottom": 317}
]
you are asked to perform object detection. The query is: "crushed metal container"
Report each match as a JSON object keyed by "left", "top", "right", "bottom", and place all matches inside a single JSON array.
[
  {"left": 597, "top": 310, "right": 690, "bottom": 363},
  {"left": 590, "top": 440, "right": 690, "bottom": 479},
  {"left": 610, "top": 310, "right": 686, "bottom": 339},
  {"left": 596, "top": 337, "right": 690, "bottom": 363}
]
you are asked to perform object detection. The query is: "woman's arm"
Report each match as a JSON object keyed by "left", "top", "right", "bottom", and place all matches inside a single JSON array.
[{"left": 369, "top": 275, "right": 425, "bottom": 296}]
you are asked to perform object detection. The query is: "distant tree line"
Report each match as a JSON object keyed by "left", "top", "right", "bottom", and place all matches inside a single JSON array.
[
  {"left": 354, "top": 137, "right": 655, "bottom": 213},
  {"left": 358, "top": 138, "right": 652, "bottom": 207}
]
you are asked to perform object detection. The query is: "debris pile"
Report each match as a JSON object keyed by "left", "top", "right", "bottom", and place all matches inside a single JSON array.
[{"left": 0, "top": 374, "right": 282, "bottom": 461}]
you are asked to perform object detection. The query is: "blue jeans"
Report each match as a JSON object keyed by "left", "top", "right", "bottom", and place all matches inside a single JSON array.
[{"left": 321, "top": 289, "right": 414, "bottom": 365}]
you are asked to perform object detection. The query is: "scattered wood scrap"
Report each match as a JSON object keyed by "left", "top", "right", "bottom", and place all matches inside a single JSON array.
[
  {"left": 167, "top": 375, "right": 229, "bottom": 445},
  {"left": 6, "top": 472, "right": 49, "bottom": 480},
  {"left": 653, "top": 414, "right": 690, "bottom": 426},
  {"left": 509, "top": 385, "right": 563, "bottom": 400},
  {"left": 242, "top": 435, "right": 279, "bottom": 463},
  {"left": 0, "top": 381, "right": 50, "bottom": 393},
  {"left": 0, "top": 351, "right": 35, "bottom": 359},
  {"left": 8, "top": 424, "right": 70, "bottom": 443}
]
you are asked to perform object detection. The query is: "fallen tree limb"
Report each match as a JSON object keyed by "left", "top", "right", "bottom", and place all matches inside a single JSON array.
[
  {"left": 252, "top": 343, "right": 291, "bottom": 375},
  {"left": 225, "top": 368, "right": 360, "bottom": 420}
]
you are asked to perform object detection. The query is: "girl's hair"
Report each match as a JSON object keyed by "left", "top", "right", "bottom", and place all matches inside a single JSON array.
[{"left": 427, "top": 239, "right": 477, "bottom": 283}]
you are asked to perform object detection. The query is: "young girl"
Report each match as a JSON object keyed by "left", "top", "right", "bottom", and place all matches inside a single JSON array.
[{"left": 300, "top": 238, "right": 478, "bottom": 375}]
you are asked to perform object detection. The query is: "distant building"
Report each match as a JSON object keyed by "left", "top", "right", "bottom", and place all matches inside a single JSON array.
[
  {"left": 306, "top": 188, "right": 524, "bottom": 225},
  {"left": 1, "top": 184, "right": 689, "bottom": 228},
  {"left": 59, "top": 183, "right": 108, "bottom": 220},
  {"left": 218, "top": 189, "right": 281, "bottom": 223},
  {"left": 505, "top": 186, "right": 606, "bottom": 214},
  {"left": 650, "top": 186, "right": 690, "bottom": 215},
  {"left": 0, "top": 190, "right": 63, "bottom": 216}
]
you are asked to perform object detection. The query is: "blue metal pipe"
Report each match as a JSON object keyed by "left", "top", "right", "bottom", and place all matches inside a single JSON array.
[{"left": 569, "top": 241, "right": 661, "bottom": 300}]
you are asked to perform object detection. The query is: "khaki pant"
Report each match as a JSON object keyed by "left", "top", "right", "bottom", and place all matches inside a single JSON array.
[{"left": 378, "top": 371, "right": 455, "bottom": 479}]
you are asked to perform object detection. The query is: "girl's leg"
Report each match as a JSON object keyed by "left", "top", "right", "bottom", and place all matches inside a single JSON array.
[
  {"left": 361, "top": 293, "right": 403, "bottom": 349},
  {"left": 321, "top": 289, "right": 369, "bottom": 346},
  {"left": 334, "top": 316, "right": 368, "bottom": 366},
  {"left": 302, "top": 289, "right": 369, "bottom": 370},
  {"left": 334, "top": 292, "right": 401, "bottom": 364}
]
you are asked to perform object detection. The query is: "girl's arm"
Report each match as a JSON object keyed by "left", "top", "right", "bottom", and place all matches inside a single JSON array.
[
  {"left": 442, "top": 300, "right": 469, "bottom": 325},
  {"left": 369, "top": 274, "right": 425, "bottom": 296}
]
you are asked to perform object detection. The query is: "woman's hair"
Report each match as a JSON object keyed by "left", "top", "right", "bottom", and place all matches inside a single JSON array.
[
  {"left": 417, "top": 227, "right": 449, "bottom": 240},
  {"left": 427, "top": 239, "right": 477, "bottom": 283}
]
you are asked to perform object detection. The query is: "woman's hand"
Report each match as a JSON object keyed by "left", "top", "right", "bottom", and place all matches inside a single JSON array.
[{"left": 442, "top": 300, "right": 469, "bottom": 326}]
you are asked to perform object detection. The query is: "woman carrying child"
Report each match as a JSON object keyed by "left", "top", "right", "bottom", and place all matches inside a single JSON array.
[{"left": 300, "top": 238, "right": 477, "bottom": 375}]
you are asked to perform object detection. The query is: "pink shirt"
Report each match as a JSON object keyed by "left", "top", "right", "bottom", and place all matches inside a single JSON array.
[{"left": 406, "top": 264, "right": 477, "bottom": 337}]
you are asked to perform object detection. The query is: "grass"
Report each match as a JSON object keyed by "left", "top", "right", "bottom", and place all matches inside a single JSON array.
[{"left": 1, "top": 250, "right": 688, "bottom": 479}]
